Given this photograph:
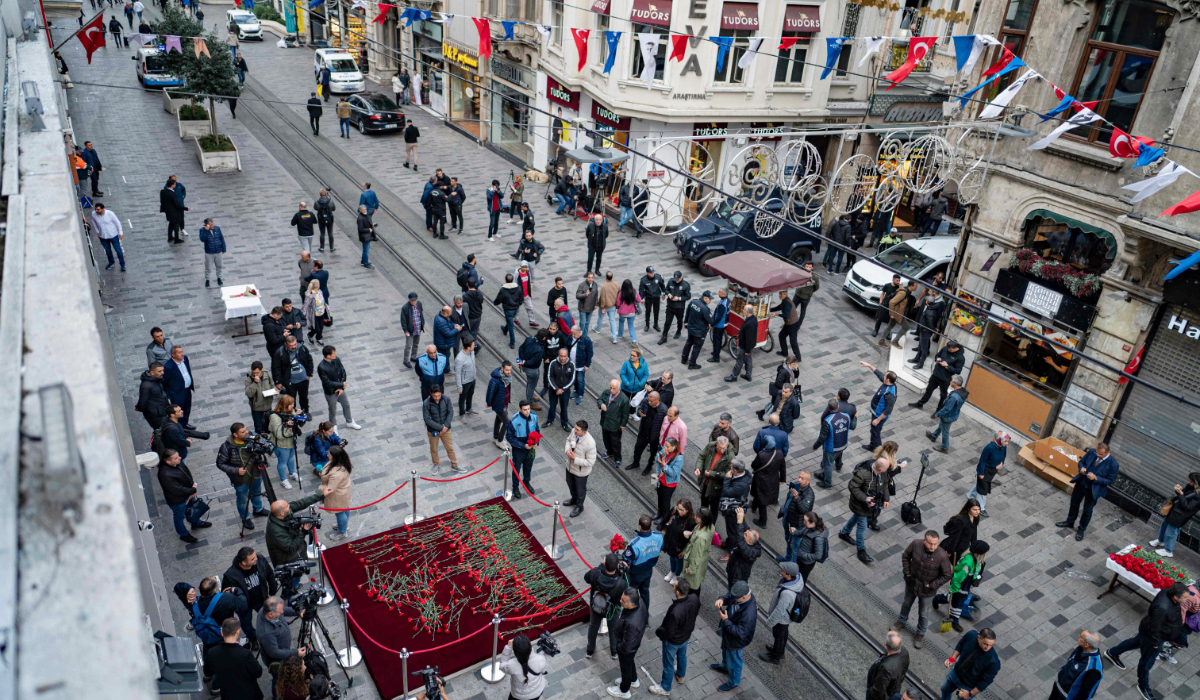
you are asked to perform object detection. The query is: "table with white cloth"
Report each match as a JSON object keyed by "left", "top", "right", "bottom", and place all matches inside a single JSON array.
[
  {"left": 1099, "top": 544, "right": 1162, "bottom": 602},
  {"left": 221, "top": 284, "right": 267, "bottom": 337}
]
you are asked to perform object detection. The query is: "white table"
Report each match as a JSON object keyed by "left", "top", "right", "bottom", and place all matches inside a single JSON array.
[
  {"left": 1099, "top": 544, "right": 1161, "bottom": 602},
  {"left": 221, "top": 284, "right": 267, "bottom": 338}
]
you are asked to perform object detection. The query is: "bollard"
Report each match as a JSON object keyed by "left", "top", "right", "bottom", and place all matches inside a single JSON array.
[
  {"left": 404, "top": 469, "right": 425, "bottom": 525},
  {"left": 478, "top": 616, "right": 507, "bottom": 683},
  {"left": 545, "top": 500, "right": 563, "bottom": 560},
  {"left": 336, "top": 598, "right": 362, "bottom": 668},
  {"left": 316, "top": 542, "right": 334, "bottom": 605},
  {"left": 399, "top": 648, "right": 416, "bottom": 700},
  {"left": 495, "top": 446, "right": 513, "bottom": 501}
]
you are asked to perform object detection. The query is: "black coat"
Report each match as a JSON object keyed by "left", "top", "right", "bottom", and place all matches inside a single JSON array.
[
  {"left": 664, "top": 279, "right": 691, "bottom": 309},
  {"left": 136, "top": 371, "right": 170, "bottom": 421},
  {"left": 1166, "top": 485, "right": 1200, "bottom": 528},
  {"left": 931, "top": 346, "right": 965, "bottom": 382},
  {"left": 262, "top": 315, "right": 287, "bottom": 357},
  {"left": 647, "top": 378, "right": 674, "bottom": 408},
  {"left": 160, "top": 187, "right": 186, "bottom": 224},
  {"left": 866, "top": 648, "right": 910, "bottom": 700},
  {"left": 685, "top": 299, "right": 713, "bottom": 337},
  {"left": 317, "top": 358, "right": 347, "bottom": 395},
  {"left": 613, "top": 602, "right": 649, "bottom": 655},
  {"left": 157, "top": 460, "right": 197, "bottom": 506},
  {"left": 725, "top": 521, "right": 762, "bottom": 583},
  {"left": 750, "top": 449, "right": 784, "bottom": 505},
  {"left": 204, "top": 643, "right": 264, "bottom": 700},
  {"left": 659, "top": 593, "right": 701, "bottom": 645},
  {"left": 400, "top": 301, "right": 426, "bottom": 333},
  {"left": 636, "top": 402, "right": 668, "bottom": 443},
  {"left": 270, "top": 344, "right": 314, "bottom": 389},
  {"left": 940, "top": 513, "right": 979, "bottom": 560},
  {"left": 221, "top": 555, "right": 279, "bottom": 611},
  {"left": 774, "top": 394, "right": 801, "bottom": 433},
  {"left": 357, "top": 212, "right": 377, "bottom": 242},
  {"left": 586, "top": 219, "right": 609, "bottom": 250},
  {"left": 160, "top": 420, "right": 191, "bottom": 458},
  {"left": 306, "top": 97, "right": 322, "bottom": 116},
  {"left": 1142, "top": 588, "right": 1186, "bottom": 647},
  {"left": 736, "top": 315, "right": 758, "bottom": 353}
]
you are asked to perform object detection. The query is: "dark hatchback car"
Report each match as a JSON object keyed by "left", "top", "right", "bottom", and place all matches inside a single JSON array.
[{"left": 347, "top": 93, "right": 404, "bottom": 134}]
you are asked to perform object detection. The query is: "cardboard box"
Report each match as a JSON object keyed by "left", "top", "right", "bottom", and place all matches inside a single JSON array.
[
  {"left": 1019, "top": 442, "right": 1043, "bottom": 473},
  {"left": 1039, "top": 465, "right": 1075, "bottom": 494},
  {"left": 1033, "top": 436, "right": 1084, "bottom": 476}
]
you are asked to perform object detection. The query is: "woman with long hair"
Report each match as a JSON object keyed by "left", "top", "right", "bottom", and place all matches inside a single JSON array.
[
  {"left": 498, "top": 633, "right": 548, "bottom": 699},
  {"left": 793, "top": 511, "right": 828, "bottom": 583},
  {"left": 660, "top": 498, "right": 697, "bottom": 585},
  {"left": 268, "top": 395, "right": 299, "bottom": 488},
  {"left": 653, "top": 437, "right": 684, "bottom": 524},
  {"left": 681, "top": 507, "right": 717, "bottom": 596},
  {"left": 302, "top": 279, "right": 326, "bottom": 345},
  {"left": 615, "top": 279, "right": 642, "bottom": 345},
  {"left": 1153, "top": 472, "right": 1200, "bottom": 558},
  {"left": 940, "top": 498, "right": 981, "bottom": 565},
  {"left": 276, "top": 654, "right": 308, "bottom": 700},
  {"left": 321, "top": 445, "right": 353, "bottom": 540}
]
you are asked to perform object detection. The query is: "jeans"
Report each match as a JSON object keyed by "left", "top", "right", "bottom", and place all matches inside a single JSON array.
[
  {"left": 967, "top": 484, "right": 986, "bottom": 512},
  {"left": 574, "top": 370, "right": 587, "bottom": 400},
  {"left": 503, "top": 309, "right": 517, "bottom": 347},
  {"left": 921, "top": 217, "right": 943, "bottom": 236},
  {"left": 275, "top": 447, "right": 297, "bottom": 481},
  {"left": 1110, "top": 632, "right": 1163, "bottom": 692},
  {"left": 169, "top": 500, "right": 205, "bottom": 537},
  {"left": 661, "top": 640, "right": 688, "bottom": 691},
  {"left": 825, "top": 248, "right": 845, "bottom": 273},
  {"left": 783, "top": 529, "right": 801, "bottom": 563},
  {"left": 820, "top": 450, "right": 838, "bottom": 486},
  {"left": 579, "top": 310, "right": 592, "bottom": 338},
  {"left": 841, "top": 513, "right": 868, "bottom": 550},
  {"left": 619, "top": 205, "right": 634, "bottom": 227},
  {"left": 930, "top": 418, "right": 953, "bottom": 450},
  {"left": 617, "top": 314, "right": 637, "bottom": 342},
  {"left": 234, "top": 479, "right": 264, "bottom": 520},
  {"left": 339, "top": 118, "right": 350, "bottom": 137},
  {"left": 335, "top": 511, "right": 349, "bottom": 535},
  {"left": 488, "top": 210, "right": 500, "bottom": 238},
  {"left": 602, "top": 307, "right": 618, "bottom": 338},
  {"left": 1158, "top": 519, "right": 1181, "bottom": 553},
  {"left": 361, "top": 240, "right": 371, "bottom": 266},
  {"left": 669, "top": 555, "right": 683, "bottom": 576},
  {"left": 939, "top": 669, "right": 971, "bottom": 700},
  {"left": 555, "top": 193, "right": 573, "bottom": 214},
  {"left": 897, "top": 589, "right": 931, "bottom": 636},
  {"left": 868, "top": 416, "right": 888, "bottom": 450},
  {"left": 99, "top": 237, "right": 125, "bottom": 268},
  {"left": 722, "top": 648, "right": 743, "bottom": 687}
]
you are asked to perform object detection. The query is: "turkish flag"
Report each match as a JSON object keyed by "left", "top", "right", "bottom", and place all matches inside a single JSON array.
[
  {"left": 1162, "top": 187, "right": 1200, "bottom": 217},
  {"left": 670, "top": 34, "right": 687, "bottom": 62},
  {"left": 374, "top": 3, "right": 395, "bottom": 24},
  {"left": 779, "top": 36, "right": 800, "bottom": 51},
  {"left": 981, "top": 47, "right": 1017, "bottom": 80},
  {"left": 1050, "top": 85, "right": 1098, "bottom": 113},
  {"left": 883, "top": 36, "right": 936, "bottom": 89},
  {"left": 1118, "top": 345, "right": 1143, "bottom": 384},
  {"left": 77, "top": 13, "right": 106, "bottom": 64},
  {"left": 473, "top": 18, "right": 491, "bottom": 61},
  {"left": 1109, "top": 126, "right": 1141, "bottom": 159},
  {"left": 571, "top": 28, "right": 590, "bottom": 71}
]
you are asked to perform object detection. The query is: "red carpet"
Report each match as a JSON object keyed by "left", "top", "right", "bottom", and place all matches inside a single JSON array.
[{"left": 321, "top": 497, "right": 589, "bottom": 699}]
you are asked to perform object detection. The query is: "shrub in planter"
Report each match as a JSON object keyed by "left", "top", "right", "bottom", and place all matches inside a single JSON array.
[
  {"left": 198, "top": 135, "right": 236, "bottom": 152},
  {"left": 251, "top": 4, "right": 283, "bottom": 22},
  {"left": 156, "top": 4, "right": 241, "bottom": 140},
  {"left": 178, "top": 104, "right": 209, "bottom": 121}
]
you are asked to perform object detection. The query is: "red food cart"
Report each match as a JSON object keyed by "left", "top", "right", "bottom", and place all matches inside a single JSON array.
[{"left": 702, "top": 251, "right": 814, "bottom": 357}]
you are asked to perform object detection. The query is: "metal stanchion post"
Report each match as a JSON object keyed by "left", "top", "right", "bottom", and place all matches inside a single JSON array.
[
  {"left": 336, "top": 598, "right": 362, "bottom": 668},
  {"left": 404, "top": 469, "right": 424, "bottom": 525},
  {"left": 478, "top": 616, "right": 507, "bottom": 683},
  {"left": 316, "top": 542, "right": 334, "bottom": 605},
  {"left": 546, "top": 500, "right": 563, "bottom": 560},
  {"left": 496, "top": 446, "right": 513, "bottom": 501},
  {"left": 399, "top": 648, "right": 417, "bottom": 700}
]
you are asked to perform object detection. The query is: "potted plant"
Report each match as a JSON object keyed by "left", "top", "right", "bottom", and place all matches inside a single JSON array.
[
  {"left": 194, "top": 134, "right": 240, "bottom": 172},
  {"left": 162, "top": 89, "right": 190, "bottom": 115},
  {"left": 177, "top": 103, "right": 213, "bottom": 138}
]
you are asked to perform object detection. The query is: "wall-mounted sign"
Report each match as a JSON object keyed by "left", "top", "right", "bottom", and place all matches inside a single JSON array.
[
  {"left": 490, "top": 57, "right": 533, "bottom": 89},
  {"left": 782, "top": 4, "right": 821, "bottom": 32},
  {"left": 631, "top": 0, "right": 672, "bottom": 27},
  {"left": 647, "top": 169, "right": 666, "bottom": 178},
  {"left": 671, "top": 92, "right": 708, "bottom": 100},
  {"left": 1022, "top": 282, "right": 1065, "bottom": 319},
  {"left": 591, "top": 0, "right": 611, "bottom": 14},
  {"left": 591, "top": 99, "right": 631, "bottom": 130},
  {"left": 883, "top": 101, "right": 945, "bottom": 123},
  {"left": 721, "top": 2, "right": 759, "bottom": 30},
  {"left": 749, "top": 122, "right": 786, "bottom": 140},
  {"left": 693, "top": 122, "right": 728, "bottom": 139},
  {"left": 442, "top": 43, "right": 478, "bottom": 69},
  {"left": 546, "top": 75, "right": 580, "bottom": 111}
]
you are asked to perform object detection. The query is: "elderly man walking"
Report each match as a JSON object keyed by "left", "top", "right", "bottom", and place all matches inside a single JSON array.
[
  {"left": 892, "top": 531, "right": 952, "bottom": 649},
  {"left": 866, "top": 631, "right": 910, "bottom": 700}
]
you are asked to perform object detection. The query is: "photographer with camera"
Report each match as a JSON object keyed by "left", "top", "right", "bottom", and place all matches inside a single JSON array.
[
  {"left": 221, "top": 547, "right": 279, "bottom": 649},
  {"left": 272, "top": 335, "right": 314, "bottom": 416},
  {"left": 266, "top": 492, "right": 325, "bottom": 575},
  {"left": 269, "top": 395, "right": 304, "bottom": 489},
  {"left": 218, "top": 422, "right": 271, "bottom": 531},
  {"left": 174, "top": 576, "right": 250, "bottom": 692},
  {"left": 584, "top": 553, "right": 626, "bottom": 660},
  {"left": 499, "top": 634, "right": 549, "bottom": 699},
  {"left": 258, "top": 596, "right": 303, "bottom": 667}
]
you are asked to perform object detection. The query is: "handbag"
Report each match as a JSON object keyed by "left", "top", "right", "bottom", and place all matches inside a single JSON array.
[
  {"left": 186, "top": 496, "right": 211, "bottom": 524},
  {"left": 629, "top": 389, "right": 647, "bottom": 410},
  {"left": 323, "top": 310, "right": 333, "bottom": 327},
  {"left": 1160, "top": 501, "right": 1174, "bottom": 517}
]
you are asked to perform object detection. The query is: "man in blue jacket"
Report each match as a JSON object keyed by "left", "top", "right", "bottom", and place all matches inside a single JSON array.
[
  {"left": 485, "top": 362, "right": 512, "bottom": 448},
  {"left": 941, "top": 629, "right": 1001, "bottom": 700},
  {"left": 415, "top": 345, "right": 447, "bottom": 401},
  {"left": 485, "top": 179, "right": 504, "bottom": 240},
  {"left": 968, "top": 432, "right": 1009, "bottom": 515},
  {"left": 163, "top": 345, "right": 197, "bottom": 428},
  {"left": 861, "top": 361, "right": 897, "bottom": 451},
  {"left": 358, "top": 182, "right": 379, "bottom": 215},
  {"left": 506, "top": 400, "right": 540, "bottom": 499},
  {"left": 709, "top": 288, "right": 730, "bottom": 363},
  {"left": 927, "top": 376, "right": 967, "bottom": 453},
  {"left": 1056, "top": 442, "right": 1120, "bottom": 541},
  {"left": 622, "top": 514, "right": 663, "bottom": 607},
  {"left": 568, "top": 325, "right": 592, "bottom": 405},
  {"left": 432, "top": 305, "right": 460, "bottom": 363},
  {"left": 199, "top": 218, "right": 226, "bottom": 288},
  {"left": 813, "top": 398, "right": 851, "bottom": 488},
  {"left": 1050, "top": 631, "right": 1103, "bottom": 700},
  {"left": 712, "top": 580, "right": 757, "bottom": 692}
]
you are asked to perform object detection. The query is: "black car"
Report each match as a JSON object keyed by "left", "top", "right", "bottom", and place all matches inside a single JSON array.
[
  {"left": 674, "top": 195, "right": 822, "bottom": 275},
  {"left": 347, "top": 93, "right": 404, "bottom": 134}
]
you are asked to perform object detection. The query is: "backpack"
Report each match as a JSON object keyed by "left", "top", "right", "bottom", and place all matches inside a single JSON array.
[
  {"left": 304, "top": 431, "right": 318, "bottom": 457},
  {"left": 150, "top": 425, "right": 165, "bottom": 455},
  {"left": 456, "top": 266, "right": 472, "bottom": 289},
  {"left": 191, "top": 592, "right": 224, "bottom": 645},
  {"left": 788, "top": 588, "right": 811, "bottom": 624},
  {"left": 943, "top": 517, "right": 955, "bottom": 536}
]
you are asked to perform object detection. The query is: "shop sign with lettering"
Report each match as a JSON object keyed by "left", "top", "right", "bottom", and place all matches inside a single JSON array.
[
  {"left": 883, "top": 101, "right": 945, "bottom": 123},
  {"left": 546, "top": 76, "right": 580, "bottom": 110},
  {"left": 591, "top": 100, "right": 631, "bottom": 130},
  {"left": 442, "top": 43, "right": 478, "bottom": 69},
  {"left": 693, "top": 122, "right": 728, "bottom": 138}
]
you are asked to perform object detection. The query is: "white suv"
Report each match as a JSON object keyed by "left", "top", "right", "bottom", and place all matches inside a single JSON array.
[
  {"left": 313, "top": 49, "right": 364, "bottom": 94},
  {"left": 225, "top": 9, "right": 262, "bottom": 40}
]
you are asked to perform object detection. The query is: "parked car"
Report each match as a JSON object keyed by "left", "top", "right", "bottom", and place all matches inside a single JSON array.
[
  {"left": 842, "top": 235, "right": 958, "bottom": 308},
  {"left": 674, "top": 196, "right": 822, "bottom": 275},
  {"left": 347, "top": 93, "right": 404, "bottom": 134},
  {"left": 225, "top": 9, "right": 263, "bottom": 40},
  {"left": 313, "top": 49, "right": 364, "bottom": 94},
  {"left": 132, "top": 47, "right": 182, "bottom": 89}
]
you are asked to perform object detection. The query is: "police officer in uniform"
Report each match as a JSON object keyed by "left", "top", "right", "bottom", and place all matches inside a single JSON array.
[{"left": 681, "top": 291, "right": 714, "bottom": 369}]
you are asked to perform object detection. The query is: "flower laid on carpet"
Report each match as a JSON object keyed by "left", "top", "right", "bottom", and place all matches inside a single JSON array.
[
  {"left": 609, "top": 533, "right": 628, "bottom": 553},
  {"left": 1110, "top": 546, "right": 1194, "bottom": 589}
]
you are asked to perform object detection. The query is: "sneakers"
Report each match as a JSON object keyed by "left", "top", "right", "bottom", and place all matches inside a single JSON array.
[
  {"left": 717, "top": 683, "right": 739, "bottom": 692},
  {"left": 281, "top": 479, "right": 293, "bottom": 489},
  {"left": 1149, "top": 539, "right": 1162, "bottom": 547},
  {"left": 663, "top": 572, "right": 674, "bottom": 582},
  {"left": 242, "top": 518, "right": 255, "bottom": 530},
  {"left": 204, "top": 279, "right": 210, "bottom": 287},
  {"left": 451, "top": 465, "right": 469, "bottom": 474},
  {"left": 1156, "top": 548, "right": 1174, "bottom": 558},
  {"left": 606, "top": 686, "right": 631, "bottom": 699},
  {"left": 217, "top": 278, "right": 223, "bottom": 285},
  {"left": 1138, "top": 686, "right": 1156, "bottom": 700},
  {"left": 431, "top": 464, "right": 440, "bottom": 475},
  {"left": 1105, "top": 649, "right": 1126, "bottom": 670},
  {"left": 631, "top": 680, "right": 640, "bottom": 689},
  {"left": 913, "top": 635, "right": 924, "bottom": 649},
  {"left": 649, "top": 684, "right": 670, "bottom": 696},
  {"left": 327, "top": 532, "right": 345, "bottom": 541},
  {"left": 346, "top": 421, "right": 363, "bottom": 430},
  {"left": 254, "top": 509, "right": 270, "bottom": 517}
]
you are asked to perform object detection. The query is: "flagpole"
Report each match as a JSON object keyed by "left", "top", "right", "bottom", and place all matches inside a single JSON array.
[{"left": 51, "top": 10, "right": 106, "bottom": 53}]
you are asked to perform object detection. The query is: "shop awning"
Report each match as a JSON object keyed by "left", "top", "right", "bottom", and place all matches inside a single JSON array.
[
  {"left": 721, "top": 2, "right": 760, "bottom": 30},
  {"left": 630, "top": 0, "right": 671, "bottom": 27},
  {"left": 704, "top": 251, "right": 812, "bottom": 293},
  {"left": 563, "top": 145, "right": 629, "bottom": 164},
  {"left": 782, "top": 4, "right": 821, "bottom": 33},
  {"left": 1024, "top": 209, "right": 1118, "bottom": 260},
  {"left": 591, "top": 0, "right": 611, "bottom": 14}
]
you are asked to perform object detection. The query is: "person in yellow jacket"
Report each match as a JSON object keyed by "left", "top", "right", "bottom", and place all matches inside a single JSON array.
[{"left": 336, "top": 98, "right": 353, "bottom": 139}]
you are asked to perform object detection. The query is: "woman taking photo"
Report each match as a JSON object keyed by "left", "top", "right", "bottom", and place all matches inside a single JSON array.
[
  {"left": 268, "top": 395, "right": 300, "bottom": 488},
  {"left": 302, "top": 279, "right": 326, "bottom": 345},
  {"left": 498, "top": 634, "right": 548, "bottom": 699},
  {"left": 321, "top": 445, "right": 353, "bottom": 540},
  {"left": 653, "top": 437, "right": 683, "bottom": 524},
  {"left": 614, "top": 279, "right": 642, "bottom": 345},
  {"left": 940, "top": 498, "right": 981, "bottom": 565},
  {"left": 681, "top": 507, "right": 717, "bottom": 596},
  {"left": 619, "top": 348, "right": 649, "bottom": 399},
  {"left": 244, "top": 360, "right": 274, "bottom": 435},
  {"left": 750, "top": 435, "right": 785, "bottom": 526},
  {"left": 659, "top": 498, "right": 697, "bottom": 585},
  {"left": 791, "top": 512, "right": 828, "bottom": 583}
]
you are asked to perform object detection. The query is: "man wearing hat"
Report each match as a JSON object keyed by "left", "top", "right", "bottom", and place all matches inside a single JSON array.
[
  {"left": 659, "top": 271, "right": 691, "bottom": 344},
  {"left": 639, "top": 266, "right": 666, "bottom": 333},
  {"left": 760, "top": 561, "right": 805, "bottom": 665},
  {"left": 682, "top": 291, "right": 714, "bottom": 369},
  {"left": 712, "top": 581, "right": 757, "bottom": 692},
  {"left": 909, "top": 340, "right": 964, "bottom": 414}
]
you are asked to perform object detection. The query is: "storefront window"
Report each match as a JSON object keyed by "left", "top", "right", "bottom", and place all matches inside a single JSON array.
[
  {"left": 1022, "top": 214, "right": 1113, "bottom": 275},
  {"left": 979, "top": 319, "right": 1076, "bottom": 391},
  {"left": 450, "top": 65, "right": 481, "bottom": 137},
  {"left": 491, "top": 83, "right": 530, "bottom": 161},
  {"left": 630, "top": 24, "right": 667, "bottom": 81},
  {"left": 714, "top": 29, "right": 753, "bottom": 84},
  {"left": 775, "top": 33, "right": 808, "bottom": 84}
]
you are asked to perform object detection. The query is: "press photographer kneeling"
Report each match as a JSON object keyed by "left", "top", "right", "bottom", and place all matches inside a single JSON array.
[{"left": 266, "top": 490, "right": 325, "bottom": 575}]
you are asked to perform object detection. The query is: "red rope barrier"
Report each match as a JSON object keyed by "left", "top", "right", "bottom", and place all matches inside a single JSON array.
[
  {"left": 509, "top": 459, "right": 554, "bottom": 507},
  {"left": 419, "top": 455, "right": 503, "bottom": 482},
  {"left": 319, "top": 480, "right": 408, "bottom": 512},
  {"left": 557, "top": 512, "right": 592, "bottom": 569}
]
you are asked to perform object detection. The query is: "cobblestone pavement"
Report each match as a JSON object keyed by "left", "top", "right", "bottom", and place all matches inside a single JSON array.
[{"left": 61, "top": 7, "right": 1200, "bottom": 698}]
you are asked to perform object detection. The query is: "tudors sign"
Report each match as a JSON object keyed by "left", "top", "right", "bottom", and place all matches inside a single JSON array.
[
  {"left": 630, "top": 0, "right": 672, "bottom": 27},
  {"left": 545, "top": 75, "right": 580, "bottom": 111},
  {"left": 782, "top": 4, "right": 821, "bottom": 32},
  {"left": 720, "top": 2, "right": 759, "bottom": 30},
  {"left": 591, "top": 99, "right": 631, "bottom": 130}
]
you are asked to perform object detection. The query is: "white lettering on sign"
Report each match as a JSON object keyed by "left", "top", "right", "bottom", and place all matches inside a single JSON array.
[
  {"left": 694, "top": 126, "right": 727, "bottom": 137},
  {"left": 723, "top": 10, "right": 758, "bottom": 27},
  {"left": 597, "top": 105, "right": 620, "bottom": 123},
  {"left": 750, "top": 125, "right": 784, "bottom": 135},
  {"left": 631, "top": 4, "right": 670, "bottom": 22},
  {"left": 884, "top": 103, "right": 944, "bottom": 123},
  {"left": 784, "top": 17, "right": 819, "bottom": 29},
  {"left": 1168, "top": 314, "right": 1200, "bottom": 340},
  {"left": 1022, "top": 282, "right": 1064, "bottom": 318},
  {"left": 549, "top": 85, "right": 573, "bottom": 103}
]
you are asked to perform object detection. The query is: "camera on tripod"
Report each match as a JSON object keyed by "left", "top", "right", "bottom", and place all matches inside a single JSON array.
[
  {"left": 245, "top": 432, "right": 276, "bottom": 457},
  {"left": 274, "top": 560, "right": 314, "bottom": 589},
  {"left": 294, "top": 511, "right": 323, "bottom": 529},
  {"left": 536, "top": 632, "right": 561, "bottom": 657},
  {"left": 414, "top": 667, "right": 442, "bottom": 700}
]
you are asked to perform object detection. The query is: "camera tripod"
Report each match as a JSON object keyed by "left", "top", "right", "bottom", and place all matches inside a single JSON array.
[
  {"left": 236, "top": 452, "right": 304, "bottom": 539},
  {"left": 295, "top": 597, "right": 355, "bottom": 688}
]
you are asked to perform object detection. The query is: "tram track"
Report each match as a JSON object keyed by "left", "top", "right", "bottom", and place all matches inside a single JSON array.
[{"left": 237, "top": 77, "right": 935, "bottom": 700}]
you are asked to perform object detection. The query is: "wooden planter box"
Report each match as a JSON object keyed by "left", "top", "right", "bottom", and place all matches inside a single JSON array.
[
  {"left": 162, "top": 89, "right": 189, "bottom": 115},
  {"left": 194, "top": 137, "right": 241, "bottom": 173},
  {"left": 178, "top": 111, "right": 213, "bottom": 139}
]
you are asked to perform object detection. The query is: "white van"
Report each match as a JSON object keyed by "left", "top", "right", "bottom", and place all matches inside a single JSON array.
[
  {"left": 132, "top": 47, "right": 183, "bottom": 89},
  {"left": 313, "top": 49, "right": 364, "bottom": 94},
  {"left": 843, "top": 235, "right": 959, "bottom": 309}
]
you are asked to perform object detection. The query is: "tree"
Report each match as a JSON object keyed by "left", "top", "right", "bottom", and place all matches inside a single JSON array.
[{"left": 156, "top": 4, "right": 241, "bottom": 138}]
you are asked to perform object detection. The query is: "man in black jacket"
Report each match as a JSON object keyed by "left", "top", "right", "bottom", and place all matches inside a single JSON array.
[
  {"left": 607, "top": 588, "right": 649, "bottom": 699},
  {"left": 262, "top": 306, "right": 288, "bottom": 359},
  {"left": 659, "top": 272, "right": 691, "bottom": 343},
  {"left": 271, "top": 335, "right": 314, "bottom": 415},
  {"left": 682, "top": 291, "right": 713, "bottom": 369},
  {"left": 639, "top": 266, "right": 666, "bottom": 332},
  {"left": 585, "top": 213, "right": 608, "bottom": 273},
  {"left": 174, "top": 577, "right": 250, "bottom": 688},
  {"left": 722, "top": 509, "right": 761, "bottom": 592},
  {"left": 910, "top": 295, "right": 946, "bottom": 370},
  {"left": 909, "top": 341, "right": 964, "bottom": 413},
  {"left": 217, "top": 423, "right": 269, "bottom": 529},
  {"left": 306, "top": 92, "right": 322, "bottom": 135},
  {"left": 446, "top": 176, "right": 465, "bottom": 233},
  {"left": 547, "top": 348, "right": 575, "bottom": 430},
  {"left": 317, "top": 345, "right": 360, "bottom": 429},
  {"left": 584, "top": 553, "right": 625, "bottom": 660},
  {"left": 463, "top": 280, "right": 484, "bottom": 340},
  {"left": 647, "top": 371, "right": 675, "bottom": 408},
  {"left": 136, "top": 362, "right": 170, "bottom": 429},
  {"left": 719, "top": 462, "right": 752, "bottom": 548},
  {"left": 713, "top": 581, "right": 757, "bottom": 692},
  {"left": 492, "top": 276, "right": 522, "bottom": 349},
  {"left": 724, "top": 312, "right": 758, "bottom": 382},
  {"left": 629, "top": 391, "right": 667, "bottom": 473},
  {"left": 401, "top": 292, "right": 426, "bottom": 367},
  {"left": 653, "top": 579, "right": 701, "bottom": 695},
  {"left": 159, "top": 404, "right": 192, "bottom": 459},
  {"left": 157, "top": 449, "right": 211, "bottom": 543},
  {"left": 205, "top": 619, "right": 264, "bottom": 700},
  {"left": 1106, "top": 582, "right": 1189, "bottom": 700},
  {"left": 357, "top": 205, "right": 378, "bottom": 268},
  {"left": 221, "top": 547, "right": 278, "bottom": 648},
  {"left": 866, "top": 631, "right": 910, "bottom": 700},
  {"left": 427, "top": 184, "right": 448, "bottom": 240},
  {"left": 280, "top": 298, "right": 306, "bottom": 340},
  {"left": 290, "top": 201, "right": 317, "bottom": 253}
]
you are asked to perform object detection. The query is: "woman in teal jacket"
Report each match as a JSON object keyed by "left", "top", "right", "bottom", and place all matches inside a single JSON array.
[
  {"left": 653, "top": 437, "right": 684, "bottom": 524},
  {"left": 619, "top": 348, "right": 649, "bottom": 398}
]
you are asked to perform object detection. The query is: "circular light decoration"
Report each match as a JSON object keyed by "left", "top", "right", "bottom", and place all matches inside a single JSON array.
[
  {"left": 777, "top": 139, "right": 823, "bottom": 192},
  {"left": 873, "top": 174, "right": 905, "bottom": 212},
  {"left": 829, "top": 154, "right": 878, "bottom": 215},
  {"left": 875, "top": 135, "right": 910, "bottom": 179},
  {"left": 786, "top": 178, "right": 827, "bottom": 227},
  {"left": 726, "top": 143, "right": 780, "bottom": 193},
  {"left": 956, "top": 164, "right": 986, "bottom": 204},
  {"left": 903, "top": 135, "right": 953, "bottom": 194}
]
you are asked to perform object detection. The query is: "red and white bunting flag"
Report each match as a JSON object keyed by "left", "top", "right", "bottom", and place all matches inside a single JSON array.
[
  {"left": 473, "top": 18, "right": 492, "bottom": 61},
  {"left": 78, "top": 14, "right": 106, "bottom": 64},
  {"left": 883, "top": 36, "right": 936, "bottom": 89},
  {"left": 670, "top": 34, "right": 687, "bottom": 62},
  {"left": 571, "top": 28, "right": 590, "bottom": 71}
]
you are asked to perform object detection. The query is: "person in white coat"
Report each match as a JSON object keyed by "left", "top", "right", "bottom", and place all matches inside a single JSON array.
[
  {"left": 498, "top": 634, "right": 548, "bottom": 700},
  {"left": 564, "top": 419, "right": 597, "bottom": 517}
]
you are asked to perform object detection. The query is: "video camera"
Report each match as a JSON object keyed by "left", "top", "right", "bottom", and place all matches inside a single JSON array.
[
  {"left": 536, "top": 632, "right": 561, "bottom": 657},
  {"left": 293, "top": 511, "right": 323, "bottom": 529},
  {"left": 244, "top": 432, "right": 276, "bottom": 457},
  {"left": 414, "top": 667, "right": 442, "bottom": 700}
]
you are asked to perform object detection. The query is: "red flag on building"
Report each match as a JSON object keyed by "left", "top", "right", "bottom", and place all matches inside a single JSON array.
[
  {"left": 1162, "top": 187, "right": 1200, "bottom": 217},
  {"left": 1109, "top": 126, "right": 1141, "bottom": 159},
  {"left": 473, "top": 18, "right": 492, "bottom": 61},
  {"left": 670, "top": 34, "right": 687, "bottom": 62},
  {"left": 374, "top": 3, "right": 395, "bottom": 24},
  {"left": 571, "top": 28, "right": 590, "bottom": 71},
  {"left": 1118, "top": 345, "right": 1143, "bottom": 384},
  {"left": 883, "top": 36, "right": 935, "bottom": 89},
  {"left": 77, "top": 13, "right": 106, "bottom": 64},
  {"left": 779, "top": 36, "right": 799, "bottom": 51},
  {"left": 980, "top": 46, "right": 1017, "bottom": 80}
]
